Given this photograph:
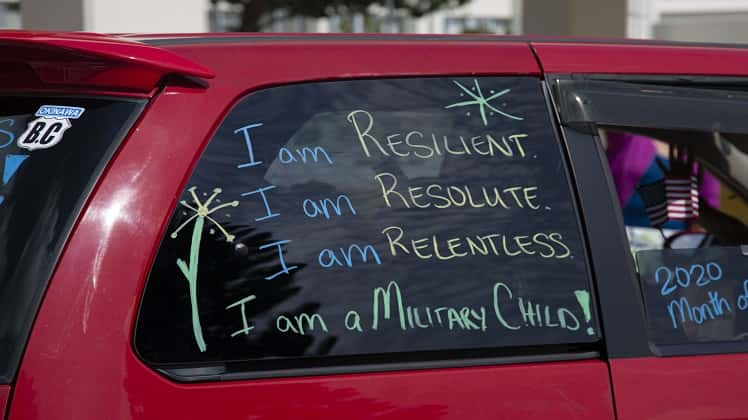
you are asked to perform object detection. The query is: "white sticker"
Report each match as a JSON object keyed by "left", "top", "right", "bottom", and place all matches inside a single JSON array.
[
  {"left": 35, "top": 105, "right": 85, "bottom": 119},
  {"left": 17, "top": 105, "right": 83, "bottom": 151},
  {"left": 17, "top": 117, "right": 72, "bottom": 151}
]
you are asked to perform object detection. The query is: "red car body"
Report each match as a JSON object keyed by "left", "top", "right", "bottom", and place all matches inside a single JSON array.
[{"left": 1, "top": 31, "right": 747, "bottom": 420}]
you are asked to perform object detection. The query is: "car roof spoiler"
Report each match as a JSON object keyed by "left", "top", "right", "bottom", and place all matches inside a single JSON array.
[{"left": 0, "top": 31, "right": 215, "bottom": 94}]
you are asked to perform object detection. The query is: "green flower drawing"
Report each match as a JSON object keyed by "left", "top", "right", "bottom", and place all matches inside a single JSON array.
[
  {"left": 170, "top": 187, "right": 239, "bottom": 352},
  {"left": 445, "top": 78, "right": 523, "bottom": 126}
]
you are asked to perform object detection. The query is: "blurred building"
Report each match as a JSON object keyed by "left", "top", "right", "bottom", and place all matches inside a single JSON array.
[
  {"left": 3, "top": 0, "right": 748, "bottom": 43},
  {"left": 628, "top": 0, "right": 748, "bottom": 42},
  {"left": 0, "top": 0, "right": 19, "bottom": 29},
  {"left": 412, "top": 0, "right": 515, "bottom": 34},
  {"left": 13, "top": 0, "right": 210, "bottom": 32},
  {"left": 207, "top": 0, "right": 514, "bottom": 34},
  {"left": 520, "top": 0, "right": 626, "bottom": 37}
]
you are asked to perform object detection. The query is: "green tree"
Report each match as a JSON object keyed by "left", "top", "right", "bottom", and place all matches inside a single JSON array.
[{"left": 213, "top": 0, "right": 471, "bottom": 32}]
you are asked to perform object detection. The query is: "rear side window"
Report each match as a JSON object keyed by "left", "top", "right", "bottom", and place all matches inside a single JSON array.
[
  {"left": 602, "top": 124, "right": 748, "bottom": 353},
  {"left": 555, "top": 76, "right": 748, "bottom": 355},
  {"left": 135, "top": 77, "right": 597, "bottom": 375},
  {"left": 0, "top": 96, "right": 145, "bottom": 383}
]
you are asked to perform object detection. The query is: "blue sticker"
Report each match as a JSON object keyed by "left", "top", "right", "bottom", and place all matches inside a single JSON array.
[
  {"left": 35, "top": 105, "right": 85, "bottom": 120},
  {"left": 0, "top": 153, "right": 29, "bottom": 205},
  {"left": 3, "top": 154, "right": 28, "bottom": 184}
]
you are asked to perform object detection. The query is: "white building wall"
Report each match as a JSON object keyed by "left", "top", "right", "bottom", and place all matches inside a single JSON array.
[
  {"left": 628, "top": 0, "right": 748, "bottom": 41},
  {"left": 412, "top": 0, "right": 514, "bottom": 34},
  {"left": 0, "top": 0, "right": 21, "bottom": 29},
  {"left": 627, "top": 0, "right": 656, "bottom": 38},
  {"left": 22, "top": 0, "right": 210, "bottom": 33},
  {"left": 521, "top": 0, "right": 626, "bottom": 37},
  {"left": 22, "top": 0, "right": 85, "bottom": 31},
  {"left": 84, "top": 0, "right": 209, "bottom": 33},
  {"left": 18, "top": 0, "right": 748, "bottom": 41},
  {"left": 653, "top": 0, "right": 748, "bottom": 15}
]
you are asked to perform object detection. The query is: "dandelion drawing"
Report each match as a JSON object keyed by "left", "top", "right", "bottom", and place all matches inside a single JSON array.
[
  {"left": 445, "top": 78, "right": 523, "bottom": 126},
  {"left": 171, "top": 187, "right": 239, "bottom": 352}
]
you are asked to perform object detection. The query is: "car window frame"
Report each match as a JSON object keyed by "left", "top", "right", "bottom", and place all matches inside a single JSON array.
[
  {"left": 134, "top": 75, "right": 605, "bottom": 382},
  {"left": 549, "top": 73, "right": 748, "bottom": 358},
  {"left": 0, "top": 93, "right": 146, "bottom": 383}
]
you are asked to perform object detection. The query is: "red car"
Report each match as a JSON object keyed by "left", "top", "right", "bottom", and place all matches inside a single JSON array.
[{"left": 1, "top": 31, "right": 748, "bottom": 420}]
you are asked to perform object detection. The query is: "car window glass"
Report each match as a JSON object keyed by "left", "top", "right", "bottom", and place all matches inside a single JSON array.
[
  {"left": 0, "top": 97, "right": 144, "bottom": 383},
  {"left": 136, "top": 77, "right": 597, "bottom": 373},
  {"left": 600, "top": 125, "right": 748, "bottom": 350}
]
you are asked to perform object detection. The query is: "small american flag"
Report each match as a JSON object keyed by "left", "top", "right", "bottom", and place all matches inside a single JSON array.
[
  {"left": 637, "top": 145, "right": 701, "bottom": 228},
  {"left": 665, "top": 144, "right": 699, "bottom": 222},
  {"left": 665, "top": 175, "right": 699, "bottom": 220},
  {"left": 638, "top": 180, "right": 668, "bottom": 227}
]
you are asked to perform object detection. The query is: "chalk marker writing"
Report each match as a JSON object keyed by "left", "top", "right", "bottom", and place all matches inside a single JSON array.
[
  {"left": 492, "top": 283, "right": 521, "bottom": 330},
  {"left": 494, "top": 282, "right": 583, "bottom": 332},
  {"left": 318, "top": 243, "right": 382, "bottom": 268},
  {"left": 738, "top": 280, "right": 748, "bottom": 311},
  {"left": 0, "top": 119, "right": 15, "bottom": 148},
  {"left": 242, "top": 185, "right": 280, "bottom": 222},
  {"left": 234, "top": 122, "right": 263, "bottom": 168},
  {"left": 171, "top": 187, "right": 239, "bottom": 352},
  {"left": 277, "top": 313, "right": 328, "bottom": 335},
  {"left": 381, "top": 225, "right": 570, "bottom": 260},
  {"left": 654, "top": 262, "right": 722, "bottom": 296},
  {"left": 667, "top": 290, "right": 732, "bottom": 329},
  {"left": 518, "top": 297, "right": 580, "bottom": 331},
  {"left": 345, "top": 310, "right": 363, "bottom": 331},
  {"left": 373, "top": 171, "right": 539, "bottom": 210},
  {"left": 346, "top": 109, "right": 528, "bottom": 159},
  {"left": 445, "top": 79, "right": 523, "bottom": 125},
  {"left": 278, "top": 146, "right": 333, "bottom": 165},
  {"left": 260, "top": 239, "right": 298, "bottom": 280},
  {"left": 372, "top": 281, "right": 487, "bottom": 332},
  {"left": 226, "top": 294, "right": 256, "bottom": 337},
  {"left": 303, "top": 194, "right": 356, "bottom": 219},
  {"left": 574, "top": 290, "right": 595, "bottom": 335}
]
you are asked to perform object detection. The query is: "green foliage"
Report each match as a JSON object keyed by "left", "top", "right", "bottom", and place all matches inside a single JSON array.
[
  {"left": 213, "top": 0, "right": 471, "bottom": 32},
  {"left": 461, "top": 26, "right": 493, "bottom": 34}
]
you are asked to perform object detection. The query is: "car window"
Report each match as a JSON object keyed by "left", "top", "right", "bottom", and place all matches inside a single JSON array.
[
  {"left": 135, "top": 77, "right": 597, "bottom": 377},
  {"left": 594, "top": 83, "right": 748, "bottom": 353},
  {"left": 0, "top": 96, "right": 145, "bottom": 383}
]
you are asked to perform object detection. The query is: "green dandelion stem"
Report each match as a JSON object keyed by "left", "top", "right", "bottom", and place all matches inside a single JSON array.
[{"left": 176, "top": 216, "right": 207, "bottom": 352}]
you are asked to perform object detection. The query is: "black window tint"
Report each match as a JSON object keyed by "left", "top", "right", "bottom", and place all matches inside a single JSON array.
[
  {"left": 0, "top": 96, "right": 145, "bottom": 383},
  {"left": 135, "top": 77, "right": 596, "bottom": 373}
]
